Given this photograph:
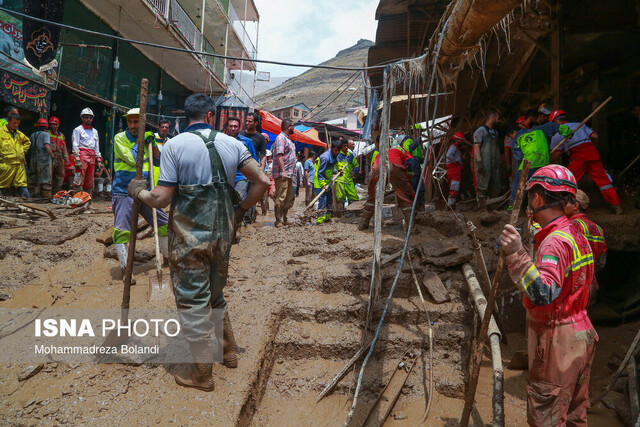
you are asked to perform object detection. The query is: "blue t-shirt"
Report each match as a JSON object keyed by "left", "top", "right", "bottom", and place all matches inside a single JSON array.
[
  {"left": 304, "top": 158, "right": 316, "bottom": 184},
  {"left": 235, "top": 133, "right": 258, "bottom": 182}
]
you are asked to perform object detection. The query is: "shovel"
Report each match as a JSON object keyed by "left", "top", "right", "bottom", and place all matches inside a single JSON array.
[
  {"left": 102, "top": 78, "right": 149, "bottom": 349},
  {"left": 147, "top": 140, "right": 172, "bottom": 305}
]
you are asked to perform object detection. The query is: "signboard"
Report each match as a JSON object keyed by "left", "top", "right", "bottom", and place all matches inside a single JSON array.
[
  {"left": 22, "top": 0, "right": 65, "bottom": 69},
  {"left": 0, "top": 10, "right": 61, "bottom": 89},
  {"left": 1, "top": 70, "right": 51, "bottom": 114}
]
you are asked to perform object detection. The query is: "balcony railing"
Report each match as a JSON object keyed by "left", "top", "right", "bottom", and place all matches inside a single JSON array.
[
  {"left": 147, "top": 0, "right": 169, "bottom": 19},
  {"left": 170, "top": 0, "right": 201, "bottom": 49},
  {"left": 227, "top": 1, "right": 257, "bottom": 60}
]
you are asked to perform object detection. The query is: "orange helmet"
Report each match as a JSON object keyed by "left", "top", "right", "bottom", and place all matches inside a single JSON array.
[
  {"left": 526, "top": 164, "right": 577, "bottom": 196},
  {"left": 36, "top": 118, "right": 48, "bottom": 127},
  {"left": 49, "top": 116, "right": 60, "bottom": 125}
]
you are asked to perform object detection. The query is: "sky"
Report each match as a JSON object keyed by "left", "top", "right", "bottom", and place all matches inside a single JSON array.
[{"left": 250, "top": 0, "right": 379, "bottom": 78}]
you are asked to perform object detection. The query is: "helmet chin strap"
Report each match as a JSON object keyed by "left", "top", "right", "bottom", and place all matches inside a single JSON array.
[{"left": 530, "top": 200, "right": 562, "bottom": 216}]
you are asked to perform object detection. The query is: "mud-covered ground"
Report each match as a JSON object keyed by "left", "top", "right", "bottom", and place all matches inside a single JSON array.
[{"left": 0, "top": 194, "right": 637, "bottom": 426}]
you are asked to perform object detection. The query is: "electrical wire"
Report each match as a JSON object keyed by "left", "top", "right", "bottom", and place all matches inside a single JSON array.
[
  {"left": 0, "top": 7, "right": 410, "bottom": 72},
  {"left": 345, "top": 9, "right": 454, "bottom": 425},
  {"left": 306, "top": 73, "right": 361, "bottom": 122},
  {"left": 305, "top": 70, "right": 360, "bottom": 120}
]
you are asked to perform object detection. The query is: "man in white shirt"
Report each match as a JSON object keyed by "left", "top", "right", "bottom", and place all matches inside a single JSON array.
[{"left": 71, "top": 107, "right": 102, "bottom": 195}]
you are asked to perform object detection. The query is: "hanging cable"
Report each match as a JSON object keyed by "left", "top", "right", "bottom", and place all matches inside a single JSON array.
[
  {"left": 305, "top": 71, "right": 361, "bottom": 120},
  {"left": 0, "top": 7, "right": 417, "bottom": 72}
]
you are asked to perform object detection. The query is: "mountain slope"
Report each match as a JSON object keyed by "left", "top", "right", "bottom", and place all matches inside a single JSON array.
[{"left": 254, "top": 39, "right": 373, "bottom": 122}]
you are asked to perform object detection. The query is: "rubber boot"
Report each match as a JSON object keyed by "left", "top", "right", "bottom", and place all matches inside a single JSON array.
[
  {"left": 402, "top": 209, "right": 420, "bottom": 234},
  {"left": 222, "top": 311, "right": 238, "bottom": 368},
  {"left": 174, "top": 342, "right": 215, "bottom": 391},
  {"left": 41, "top": 188, "right": 52, "bottom": 199},
  {"left": 115, "top": 243, "right": 136, "bottom": 285},
  {"left": 358, "top": 210, "right": 373, "bottom": 230},
  {"left": 17, "top": 187, "right": 30, "bottom": 198}
]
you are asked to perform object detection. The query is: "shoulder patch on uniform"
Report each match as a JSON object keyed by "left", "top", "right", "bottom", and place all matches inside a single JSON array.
[{"left": 541, "top": 255, "right": 559, "bottom": 266}]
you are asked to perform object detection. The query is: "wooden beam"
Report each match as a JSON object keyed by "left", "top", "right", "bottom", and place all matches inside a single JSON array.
[{"left": 550, "top": 0, "right": 562, "bottom": 107}]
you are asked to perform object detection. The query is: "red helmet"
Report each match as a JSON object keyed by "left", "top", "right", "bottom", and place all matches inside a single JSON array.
[
  {"left": 452, "top": 132, "right": 465, "bottom": 140},
  {"left": 549, "top": 109, "right": 566, "bottom": 122},
  {"left": 516, "top": 116, "right": 525, "bottom": 125},
  {"left": 526, "top": 164, "right": 577, "bottom": 196},
  {"left": 36, "top": 118, "right": 48, "bottom": 127},
  {"left": 49, "top": 116, "right": 60, "bottom": 125}
]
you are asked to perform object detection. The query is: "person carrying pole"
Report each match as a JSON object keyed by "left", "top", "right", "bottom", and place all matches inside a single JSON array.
[
  {"left": 359, "top": 135, "right": 415, "bottom": 230},
  {"left": 112, "top": 108, "right": 169, "bottom": 282},
  {"left": 314, "top": 139, "right": 341, "bottom": 224},
  {"left": 549, "top": 109, "right": 623, "bottom": 215},
  {"left": 128, "top": 94, "right": 268, "bottom": 391},
  {"left": 335, "top": 138, "right": 359, "bottom": 208},
  {"left": 501, "top": 165, "right": 596, "bottom": 426}
]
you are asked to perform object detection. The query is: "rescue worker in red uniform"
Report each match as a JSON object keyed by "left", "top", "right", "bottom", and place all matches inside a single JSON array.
[
  {"left": 48, "top": 116, "right": 68, "bottom": 193},
  {"left": 501, "top": 165, "right": 596, "bottom": 426},
  {"left": 359, "top": 133, "right": 415, "bottom": 230},
  {"left": 550, "top": 109, "right": 623, "bottom": 215},
  {"left": 445, "top": 132, "right": 466, "bottom": 206},
  {"left": 565, "top": 189, "right": 607, "bottom": 306}
]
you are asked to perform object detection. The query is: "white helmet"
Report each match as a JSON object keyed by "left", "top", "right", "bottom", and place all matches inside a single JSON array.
[
  {"left": 265, "top": 149, "right": 272, "bottom": 157},
  {"left": 80, "top": 108, "right": 94, "bottom": 117}
]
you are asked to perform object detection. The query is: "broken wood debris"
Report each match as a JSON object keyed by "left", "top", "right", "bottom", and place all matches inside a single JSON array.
[
  {"left": 422, "top": 271, "right": 449, "bottom": 304},
  {"left": 0, "top": 197, "right": 56, "bottom": 220}
]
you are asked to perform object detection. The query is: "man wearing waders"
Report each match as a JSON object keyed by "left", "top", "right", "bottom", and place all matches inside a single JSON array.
[
  {"left": 473, "top": 109, "right": 501, "bottom": 210},
  {"left": 128, "top": 94, "right": 268, "bottom": 391}
]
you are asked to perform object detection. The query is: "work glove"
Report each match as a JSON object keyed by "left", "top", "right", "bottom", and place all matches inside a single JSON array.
[
  {"left": 234, "top": 205, "right": 247, "bottom": 225},
  {"left": 501, "top": 224, "right": 523, "bottom": 255},
  {"left": 558, "top": 125, "right": 573, "bottom": 138},
  {"left": 127, "top": 177, "right": 148, "bottom": 200},
  {"left": 145, "top": 131, "right": 155, "bottom": 145},
  {"left": 476, "top": 159, "right": 485, "bottom": 174}
]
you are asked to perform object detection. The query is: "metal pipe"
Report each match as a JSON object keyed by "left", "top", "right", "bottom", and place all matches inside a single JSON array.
[{"left": 462, "top": 263, "right": 504, "bottom": 427}]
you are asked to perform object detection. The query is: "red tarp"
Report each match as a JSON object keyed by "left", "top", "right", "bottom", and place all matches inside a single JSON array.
[{"left": 259, "top": 110, "right": 326, "bottom": 147}]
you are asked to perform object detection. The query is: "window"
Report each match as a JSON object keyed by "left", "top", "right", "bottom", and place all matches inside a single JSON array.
[
  {"left": 294, "top": 109, "right": 299, "bottom": 117},
  {"left": 284, "top": 111, "right": 290, "bottom": 118}
]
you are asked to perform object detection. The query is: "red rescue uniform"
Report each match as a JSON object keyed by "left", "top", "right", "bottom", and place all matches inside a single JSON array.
[
  {"left": 570, "top": 212, "right": 607, "bottom": 305},
  {"left": 506, "top": 215, "right": 596, "bottom": 426},
  {"left": 365, "top": 146, "right": 415, "bottom": 213}
]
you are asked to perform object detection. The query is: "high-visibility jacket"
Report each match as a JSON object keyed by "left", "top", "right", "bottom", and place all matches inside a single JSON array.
[
  {"left": 371, "top": 150, "right": 379, "bottom": 167},
  {"left": 506, "top": 215, "right": 595, "bottom": 330},
  {"left": 516, "top": 129, "right": 549, "bottom": 170},
  {"left": 314, "top": 150, "right": 337, "bottom": 189},
  {"left": 402, "top": 137, "right": 424, "bottom": 158},
  {"left": 570, "top": 213, "right": 606, "bottom": 271},
  {"left": 0, "top": 124, "right": 30, "bottom": 164},
  {"left": 335, "top": 149, "right": 359, "bottom": 183},
  {"left": 112, "top": 130, "right": 151, "bottom": 195}
]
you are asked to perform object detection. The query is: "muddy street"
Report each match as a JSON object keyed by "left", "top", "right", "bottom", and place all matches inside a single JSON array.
[{"left": 0, "top": 196, "right": 636, "bottom": 426}]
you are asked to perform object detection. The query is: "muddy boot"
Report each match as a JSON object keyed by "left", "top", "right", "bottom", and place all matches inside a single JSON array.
[
  {"left": 222, "top": 311, "right": 238, "bottom": 368},
  {"left": 358, "top": 210, "right": 373, "bottom": 230},
  {"left": 614, "top": 205, "right": 623, "bottom": 215},
  {"left": 174, "top": 342, "right": 215, "bottom": 391},
  {"left": 402, "top": 210, "right": 420, "bottom": 234},
  {"left": 115, "top": 243, "right": 136, "bottom": 285},
  {"left": 41, "top": 188, "right": 52, "bottom": 199}
]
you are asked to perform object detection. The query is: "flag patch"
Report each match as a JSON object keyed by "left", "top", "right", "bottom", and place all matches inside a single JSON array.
[{"left": 541, "top": 255, "right": 559, "bottom": 266}]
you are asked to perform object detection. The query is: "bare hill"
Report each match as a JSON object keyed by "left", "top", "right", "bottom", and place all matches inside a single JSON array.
[{"left": 254, "top": 39, "right": 373, "bottom": 122}]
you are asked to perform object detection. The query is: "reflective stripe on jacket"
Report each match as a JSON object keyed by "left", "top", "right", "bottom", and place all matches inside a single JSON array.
[
  {"left": 112, "top": 130, "right": 150, "bottom": 195},
  {"left": 506, "top": 216, "right": 595, "bottom": 330}
]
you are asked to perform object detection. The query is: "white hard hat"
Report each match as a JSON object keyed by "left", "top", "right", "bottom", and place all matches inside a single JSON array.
[
  {"left": 80, "top": 108, "right": 94, "bottom": 117},
  {"left": 124, "top": 108, "right": 140, "bottom": 117},
  {"left": 266, "top": 149, "right": 272, "bottom": 157}
]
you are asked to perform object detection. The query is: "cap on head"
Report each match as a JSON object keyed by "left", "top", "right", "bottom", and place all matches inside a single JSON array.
[
  {"left": 452, "top": 131, "right": 465, "bottom": 140},
  {"left": 575, "top": 189, "right": 589, "bottom": 210},
  {"left": 526, "top": 164, "right": 577, "bottom": 197},
  {"left": 124, "top": 108, "right": 140, "bottom": 117},
  {"left": 36, "top": 118, "right": 48, "bottom": 127},
  {"left": 80, "top": 108, "right": 94, "bottom": 117},
  {"left": 549, "top": 109, "right": 566, "bottom": 122},
  {"left": 48, "top": 116, "right": 60, "bottom": 125}
]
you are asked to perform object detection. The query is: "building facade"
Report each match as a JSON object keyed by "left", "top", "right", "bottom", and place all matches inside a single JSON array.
[{"left": 271, "top": 103, "right": 311, "bottom": 120}]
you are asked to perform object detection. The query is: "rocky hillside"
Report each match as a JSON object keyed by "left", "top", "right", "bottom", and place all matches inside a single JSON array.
[{"left": 255, "top": 39, "right": 373, "bottom": 122}]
